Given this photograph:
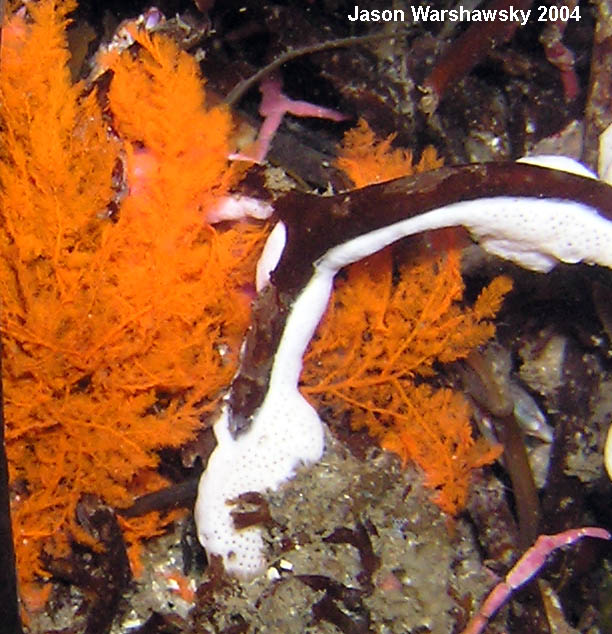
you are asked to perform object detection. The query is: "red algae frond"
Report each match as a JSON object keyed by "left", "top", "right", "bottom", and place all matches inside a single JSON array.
[
  {"left": 0, "top": 0, "right": 267, "bottom": 596},
  {"left": 301, "top": 122, "right": 509, "bottom": 516}
]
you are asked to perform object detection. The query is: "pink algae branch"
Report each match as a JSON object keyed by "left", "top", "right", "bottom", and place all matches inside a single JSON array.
[
  {"left": 461, "top": 527, "right": 611, "bottom": 634},
  {"left": 231, "top": 75, "right": 348, "bottom": 164}
]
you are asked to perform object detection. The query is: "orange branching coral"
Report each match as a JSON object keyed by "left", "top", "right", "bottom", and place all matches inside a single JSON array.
[
  {"left": 0, "top": 0, "right": 267, "bottom": 595},
  {"left": 105, "top": 25, "right": 242, "bottom": 217},
  {"left": 336, "top": 118, "right": 443, "bottom": 187},
  {"left": 301, "top": 247, "right": 510, "bottom": 515},
  {"left": 301, "top": 122, "right": 509, "bottom": 515}
]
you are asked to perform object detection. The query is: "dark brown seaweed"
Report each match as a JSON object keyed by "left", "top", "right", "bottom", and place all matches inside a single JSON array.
[{"left": 228, "top": 163, "right": 612, "bottom": 437}]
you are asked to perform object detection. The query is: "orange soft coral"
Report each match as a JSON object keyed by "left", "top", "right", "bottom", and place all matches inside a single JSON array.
[
  {"left": 106, "top": 26, "right": 241, "bottom": 217},
  {"left": 336, "top": 118, "right": 443, "bottom": 187},
  {"left": 300, "top": 121, "right": 508, "bottom": 515},
  {"left": 0, "top": 0, "right": 267, "bottom": 595},
  {"left": 301, "top": 246, "right": 510, "bottom": 516}
]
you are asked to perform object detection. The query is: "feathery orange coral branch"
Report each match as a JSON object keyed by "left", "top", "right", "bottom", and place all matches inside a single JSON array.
[
  {"left": 301, "top": 245, "right": 510, "bottom": 515},
  {"left": 0, "top": 0, "right": 267, "bottom": 598},
  {"left": 301, "top": 121, "right": 508, "bottom": 515},
  {"left": 336, "top": 118, "right": 443, "bottom": 188}
]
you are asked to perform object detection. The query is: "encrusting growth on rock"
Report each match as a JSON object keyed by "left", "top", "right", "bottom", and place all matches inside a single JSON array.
[
  {"left": 301, "top": 122, "right": 509, "bottom": 515},
  {"left": 0, "top": 0, "right": 267, "bottom": 600}
]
